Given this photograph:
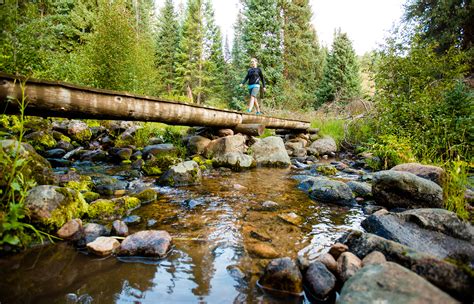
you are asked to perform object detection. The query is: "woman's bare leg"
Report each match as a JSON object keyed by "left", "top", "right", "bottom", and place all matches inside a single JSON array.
[
  {"left": 254, "top": 98, "right": 261, "bottom": 112},
  {"left": 248, "top": 96, "right": 255, "bottom": 111}
]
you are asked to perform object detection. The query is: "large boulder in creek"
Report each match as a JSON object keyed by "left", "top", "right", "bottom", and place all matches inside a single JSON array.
[
  {"left": 391, "top": 162, "right": 446, "bottom": 186},
  {"left": 187, "top": 135, "right": 211, "bottom": 155},
  {"left": 158, "top": 160, "right": 202, "bottom": 186},
  {"left": 372, "top": 170, "right": 443, "bottom": 209},
  {"left": 341, "top": 231, "right": 473, "bottom": 302},
  {"left": 118, "top": 230, "right": 172, "bottom": 258},
  {"left": 250, "top": 136, "right": 291, "bottom": 168},
  {"left": 338, "top": 262, "right": 458, "bottom": 304},
  {"left": 0, "top": 140, "right": 56, "bottom": 186},
  {"left": 298, "top": 176, "right": 354, "bottom": 206},
  {"left": 204, "top": 134, "right": 247, "bottom": 159},
  {"left": 24, "top": 186, "right": 88, "bottom": 229},
  {"left": 67, "top": 120, "right": 92, "bottom": 143},
  {"left": 258, "top": 257, "right": 303, "bottom": 296},
  {"left": 24, "top": 131, "right": 57, "bottom": 152},
  {"left": 346, "top": 181, "right": 372, "bottom": 198},
  {"left": 304, "top": 262, "right": 336, "bottom": 300},
  {"left": 142, "top": 144, "right": 176, "bottom": 159},
  {"left": 212, "top": 152, "right": 255, "bottom": 171},
  {"left": 307, "top": 136, "right": 337, "bottom": 156},
  {"left": 361, "top": 208, "right": 474, "bottom": 262}
]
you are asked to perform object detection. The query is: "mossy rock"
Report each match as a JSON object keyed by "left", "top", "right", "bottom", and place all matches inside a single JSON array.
[
  {"left": 316, "top": 165, "right": 338, "bottom": 176},
  {"left": 0, "top": 140, "right": 56, "bottom": 186},
  {"left": 65, "top": 175, "right": 93, "bottom": 193},
  {"left": 24, "top": 186, "right": 88, "bottom": 229},
  {"left": 192, "top": 156, "right": 213, "bottom": 171},
  {"left": 0, "top": 114, "right": 22, "bottom": 134},
  {"left": 52, "top": 130, "right": 71, "bottom": 143},
  {"left": 82, "top": 191, "right": 101, "bottom": 203},
  {"left": 133, "top": 188, "right": 158, "bottom": 203},
  {"left": 88, "top": 196, "right": 141, "bottom": 220},
  {"left": 142, "top": 153, "right": 181, "bottom": 176},
  {"left": 24, "top": 131, "right": 57, "bottom": 152}
]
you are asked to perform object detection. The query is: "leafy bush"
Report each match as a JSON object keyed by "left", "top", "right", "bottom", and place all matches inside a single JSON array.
[
  {"left": 311, "top": 118, "right": 345, "bottom": 145},
  {"left": 443, "top": 159, "right": 470, "bottom": 221},
  {"left": 364, "top": 135, "right": 416, "bottom": 170}
]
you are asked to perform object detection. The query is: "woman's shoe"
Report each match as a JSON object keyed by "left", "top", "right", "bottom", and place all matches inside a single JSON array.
[
  {"left": 256, "top": 111, "right": 262, "bottom": 115},
  {"left": 246, "top": 109, "right": 251, "bottom": 113}
]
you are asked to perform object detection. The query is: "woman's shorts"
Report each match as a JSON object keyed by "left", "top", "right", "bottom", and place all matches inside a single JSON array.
[{"left": 248, "top": 87, "right": 259, "bottom": 97}]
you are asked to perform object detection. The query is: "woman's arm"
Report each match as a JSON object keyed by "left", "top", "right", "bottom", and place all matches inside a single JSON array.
[{"left": 259, "top": 69, "right": 266, "bottom": 88}]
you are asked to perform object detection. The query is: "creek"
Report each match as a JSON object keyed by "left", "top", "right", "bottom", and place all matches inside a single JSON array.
[{"left": 0, "top": 164, "right": 364, "bottom": 303}]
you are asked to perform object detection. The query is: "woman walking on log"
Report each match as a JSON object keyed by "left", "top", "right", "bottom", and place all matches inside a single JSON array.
[{"left": 240, "top": 58, "right": 266, "bottom": 114}]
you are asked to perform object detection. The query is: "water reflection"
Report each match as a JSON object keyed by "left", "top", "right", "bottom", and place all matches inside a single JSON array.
[{"left": 0, "top": 168, "right": 365, "bottom": 303}]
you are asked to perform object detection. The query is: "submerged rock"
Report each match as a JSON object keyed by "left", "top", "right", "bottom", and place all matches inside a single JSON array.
[
  {"left": 372, "top": 170, "right": 443, "bottom": 209},
  {"left": 339, "top": 262, "right": 458, "bottom": 304},
  {"left": 119, "top": 230, "right": 172, "bottom": 258},
  {"left": 250, "top": 136, "right": 291, "bottom": 168},
  {"left": 247, "top": 242, "right": 279, "bottom": 259},
  {"left": 259, "top": 257, "right": 304, "bottom": 295}
]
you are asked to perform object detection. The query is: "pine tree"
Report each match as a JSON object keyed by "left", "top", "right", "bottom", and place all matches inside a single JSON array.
[
  {"left": 315, "top": 29, "right": 361, "bottom": 106},
  {"left": 240, "top": 0, "right": 284, "bottom": 106},
  {"left": 228, "top": 10, "right": 247, "bottom": 109},
  {"left": 155, "top": 0, "right": 180, "bottom": 95},
  {"left": 281, "top": 0, "right": 323, "bottom": 109}
]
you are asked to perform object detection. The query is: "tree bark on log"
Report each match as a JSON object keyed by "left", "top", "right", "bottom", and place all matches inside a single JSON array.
[{"left": 233, "top": 124, "right": 265, "bottom": 136}]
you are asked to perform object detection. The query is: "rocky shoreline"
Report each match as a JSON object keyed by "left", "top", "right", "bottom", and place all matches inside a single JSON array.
[{"left": 1, "top": 117, "right": 473, "bottom": 303}]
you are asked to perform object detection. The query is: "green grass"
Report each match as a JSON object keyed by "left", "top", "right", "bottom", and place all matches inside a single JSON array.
[{"left": 311, "top": 117, "right": 345, "bottom": 145}]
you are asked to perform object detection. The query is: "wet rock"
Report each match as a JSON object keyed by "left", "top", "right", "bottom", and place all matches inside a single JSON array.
[
  {"left": 83, "top": 223, "right": 110, "bottom": 244},
  {"left": 341, "top": 231, "right": 473, "bottom": 301},
  {"left": 362, "top": 204, "right": 384, "bottom": 215},
  {"left": 362, "top": 251, "right": 386, "bottom": 266},
  {"left": 339, "top": 262, "right": 458, "bottom": 304},
  {"left": 259, "top": 257, "right": 303, "bottom": 295},
  {"left": 361, "top": 208, "right": 474, "bottom": 262},
  {"left": 233, "top": 183, "right": 247, "bottom": 190},
  {"left": 250, "top": 136, "right": 291, "bottom": 168},
  {"left": 92, "top": 176, "right": 128, "bottom": 196},
  {"left": 337, "top": 252, "right": 362, "bottom": 283},
  {"left": 158, "top": 160, "right": 202, "bottom": 186},
  {"left": 112, "top": 220, "right": 129, "bottom": 237},
  {"left": 119, "top": 230, "right": 172, "bottom": 258},
  {"left": 0, "top": 140, "right": 56, "bottom": 185},
  {"left": 307, "top": 136, "right": 337, "bottom": 156},
  {"left": 147, "top": 219, "right": 158, "bottom": 228},
  {"left": 86, "top": 237, "right": 120, "bottom": 257},
  {"left": 247, "top": 242, "right": 279, "bottom": 259},
  {"left": 108, "top": 147, "right": 133, "bottom": 161},
  {"left": 123, "top": 215, "right": 141, "bottom": 225},
  {"left": 299, "top": 176, "right": 354, "bottom": 206},
  {"left": 212, "top": 152, "right": 255, "bottom": 171},
  {"left": 48, "top": 158, "right": 72, "bottom": 167},
  {"left": 314, "top": 164, "right": 338, "bottom": 176},
  {"left": 56, "top": 140, "right": 74, "bottom": 152},
  {"left": 278, "top": 212, "right": 303, "bottom": 226},
  {"left": 316, "top": 253, "right": 337, "bottom": 273},
  {"left": 204, "top": 134, "right": 247, "bottom": 159},
  {"left": 372, "top": 170, "right": 443, "bottom": 209},
  {"left": 227, "top": 265, "right": 246, "bottom": 281},
  {"left": 44, "top": 148, "right": 66, "bottom": 158},
  {"left": 391, "top": 162, "right": 445, "bottom": 185},
  {"left": 24, "top": 186, "right": 88, "bottom": 229},
  {"left": 187, "top": 135, "right": 211, "bottom": 155},
  {"left": 346, "top": 181, "right": 372, "bottom": 198},
  {"left": 297, "top": 255, "right": 310, "bottom": 273},
  {"left": 132, "top": 188, "right": 158, "bottom": 204},
  {"left": 304, "top": 262, "right": 336, "bottom": 300},
  {"left": 251, "top": 200, "right": 280, "bottom": 211},
  {"left": 57, "top": 219, "right": 83, "bottom": 241},
  {"left": 142, "top": 153, "right": 181, "bottom": 176},
  {"left": 80, "top": 149, "right": 107, "bottom": 162},
  {"left": 67, "top": 120, "right": 92, "bottom": 143},
  {"left": 142, "top": 144, "right": 176, "bottom": 159}
]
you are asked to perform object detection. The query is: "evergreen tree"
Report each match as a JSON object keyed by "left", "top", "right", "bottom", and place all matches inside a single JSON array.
[
  {"left": 228, "top": 10, "right": 247, "bottom": 109},
  {"left": 280, "top": 0, "right": 323, "bottom": 109},
  {"left": 155, "top": 0, "right": 180, "bottom": 95},
  {"left": 203, "top": 0, "right": 226, "bottom": 102},
  {"left": 315, "top": 29, "right": 361, "bottom": 106},
  {"left": 240, "top": 0, "right": 284, "bottom": 106}
]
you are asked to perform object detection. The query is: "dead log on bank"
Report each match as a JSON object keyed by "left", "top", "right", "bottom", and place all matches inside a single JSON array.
[{"left": 233, "top": 124, "right": 265, "bottom": 136}]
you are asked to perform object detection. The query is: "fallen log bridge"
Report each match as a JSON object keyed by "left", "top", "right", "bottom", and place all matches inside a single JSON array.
[{"left": 0, "top": 73, "right": 310, "bottom": 132}]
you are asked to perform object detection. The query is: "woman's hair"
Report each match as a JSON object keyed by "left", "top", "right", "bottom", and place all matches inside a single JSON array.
[{"left": 250, "top": 58, "right": 258, "bottom": 64}]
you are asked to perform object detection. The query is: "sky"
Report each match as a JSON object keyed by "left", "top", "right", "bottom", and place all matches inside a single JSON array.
[{"left": 157, "top": 0, "right": 406, "bottom": 55}]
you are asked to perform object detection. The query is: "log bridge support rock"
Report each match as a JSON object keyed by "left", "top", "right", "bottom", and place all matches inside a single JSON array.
[{"left": 0, "top": 73, "right": 310, "bottom": 132}]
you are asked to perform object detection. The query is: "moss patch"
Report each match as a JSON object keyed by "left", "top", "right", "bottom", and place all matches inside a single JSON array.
[
  {"left": 48, "top": 187, "right": 89, "bottom": 229},
  {"left": 133, "top": 189, "right": 158, "bottom": 203},
  {"left": 317, "top": 165, "right": 338, "bottom": 176},
  {"left": 65, "top": 175, "right": 93, "bottom": 193},
  {"left": 142, "top": 153, "right": 181, "bottom": 176},
  {"left": 88, "top": 196, "right": 141, "bottom": 220},
  {"left": 83, "top": 191, "right": 100, "bottom": 203}
]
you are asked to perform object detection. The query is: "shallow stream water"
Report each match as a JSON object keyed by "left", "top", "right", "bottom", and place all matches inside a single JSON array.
[{"left": 0, "top": 166, "right": 364, "bottom": 303}]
